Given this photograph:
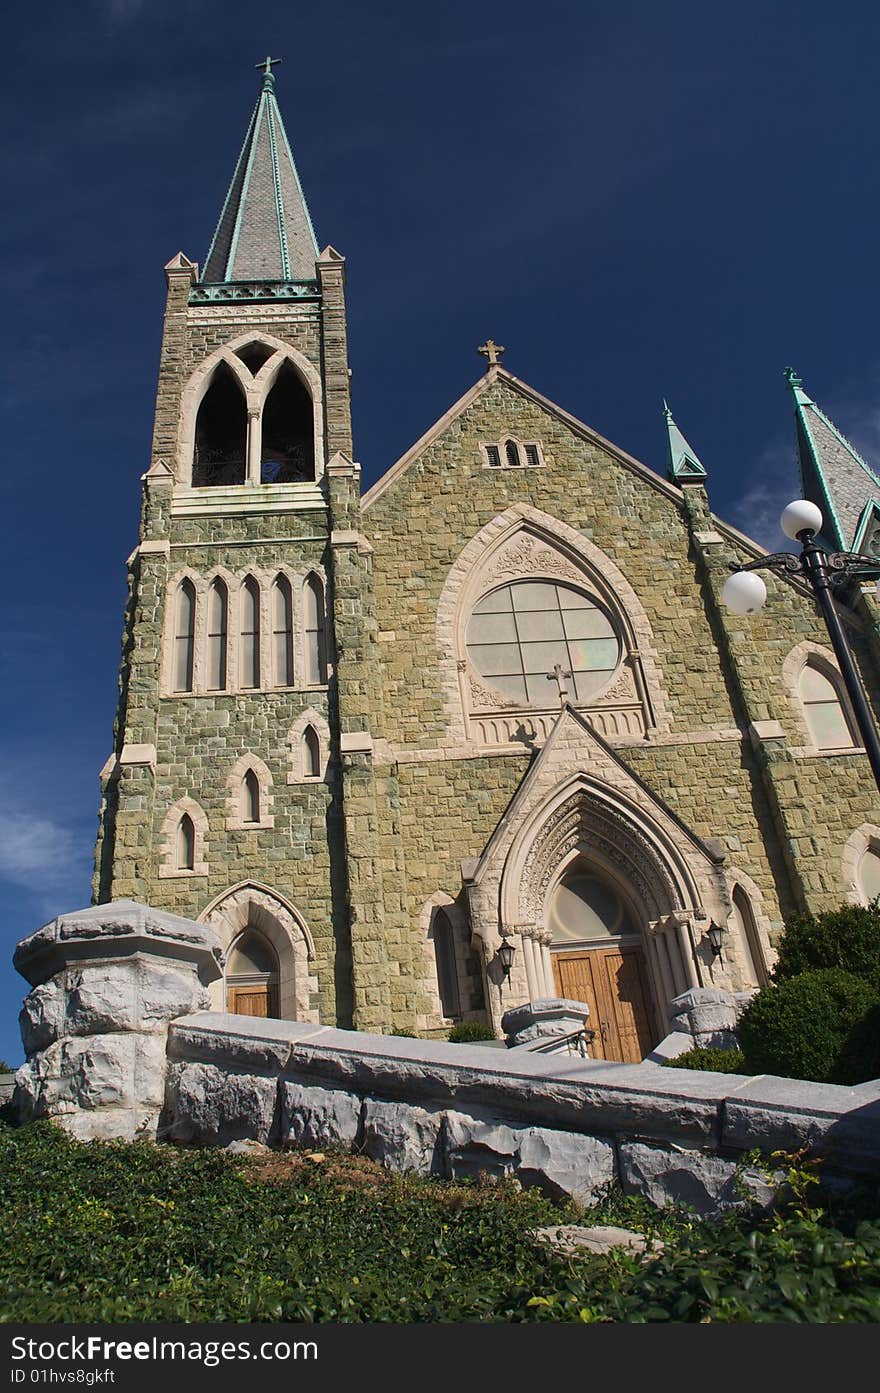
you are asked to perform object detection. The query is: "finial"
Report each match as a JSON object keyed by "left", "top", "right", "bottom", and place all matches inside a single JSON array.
[
  {"left": 256, "top": 55, "right": 282, "bottom": 90},
  {"left": 662, "top": 398, "right": 673, "bottom": 423},
  {"left": 783, "top": 366, "right": 803, "bottom": 391},
  {"left": 478, "top": 339, "right": 505, "bottom": 368}
]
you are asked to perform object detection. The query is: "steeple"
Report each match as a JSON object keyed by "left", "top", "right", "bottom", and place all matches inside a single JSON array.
[
  {"left": 784, "top": 367, "right": 880, "bottom": 553},
  {"left": 663, "top": 400, "right": 706, "bottom": 483},
  {"left": 202, "top": 59, "right": 319, "bottom": 284}
]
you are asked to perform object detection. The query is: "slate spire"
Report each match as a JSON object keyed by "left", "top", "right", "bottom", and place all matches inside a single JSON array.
[
  {"left": 202, "top": 63, "right": 319, "bottom": 283},
  {"left": 663, "top": 400, "right": 706, "bottom": 483},
  {"left": 784, "top": 367, "right": 880, "bottom": 553}
]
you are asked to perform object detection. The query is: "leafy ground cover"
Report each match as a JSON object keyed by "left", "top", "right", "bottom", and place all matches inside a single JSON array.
[{"left": 1, "top": 1119, "right": 879, "bottom": 1322}]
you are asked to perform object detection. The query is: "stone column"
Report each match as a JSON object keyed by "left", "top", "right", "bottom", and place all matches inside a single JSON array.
[{"left": 14, "top": 900, "right": 222, "bottom": 1141}]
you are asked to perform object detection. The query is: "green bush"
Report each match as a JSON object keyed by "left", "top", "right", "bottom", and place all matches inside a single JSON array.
[
  {"left": 738, "top": 969, "right": 880, "bottom": 1085},
  {"left": 772, "top": 905, "right": 880, "bottom": 990},
  {"left": 448, "top": 1021, "right": 496, "bottom": 1043},
  {"left": 663, "top": 1047, "right": 746, "bottom": 1073},
  {"left": 3, "top": 1120, "right": 880, "bottom": 1322}
]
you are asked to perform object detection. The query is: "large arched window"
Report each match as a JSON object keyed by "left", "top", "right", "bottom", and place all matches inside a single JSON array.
[
  {"left": 260, "top": 363, "right": 315, "bottom": 483},
  {"left": 547, "top": 863, "right": 637, "bottom": 945},
  {"left": 193, "top": 364, "right": 247, "bottom": 487},
  {"left": 466, "top": 580, "right": 619, "bottom": 707},
  {"left": 206, "top": 579, "right": 228, "bottom": 691},
  {"left": 272, "top": 575, "right": 294, "bottom": 687},
  {"left": 225, "top": 928, "right": 279, "bottom": 1018},
  {"left": 304, "top": 575, "right": 327, "bottom": 685},
  {"left": 173, "top": 580, "right": 196, "bottom": 693},
  {"left": 798, "top": 660, "right": 856, "bottom": 751},
  {"left": 240, "top": 577, "right": 261, "bottom": 689}
]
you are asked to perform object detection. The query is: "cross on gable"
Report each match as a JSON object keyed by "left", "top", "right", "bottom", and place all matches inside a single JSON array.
[
  {"left": 547, "top": 663, "right": 572, "bottom": 706},
  {"left": 478, "top": 339, "right": 505, "bottom": 368}
]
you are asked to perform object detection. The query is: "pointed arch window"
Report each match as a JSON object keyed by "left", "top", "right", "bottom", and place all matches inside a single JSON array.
[
  {"left": 303, "top": 725, "right": 321, "bottom": 778},
  {"left": 193, "top": 364, "right": 247, "bottom": 487},
  {"left": 729, "top": 885, "right": 768, "bottom": 987},
  {"left": 242, "top": 769, "right": 261, "bottom": 825},
  {"left": 304, "top": 575, "right": 327, "bottom": 685},
  {"left": 260, "top": 362, "right": 315, "bottom": 483},
  {"left": 505, "top": 439, "right": 521, "bottom": 468},
  {"left": 207, "top": 579, "right": 229, "bottom": 691},
  {"left": 176, "top": 813, "right": 195, "bottom": 872},
  {"left": 240, "top": 577, "right": 261, "bottom": 689},
  {"left": 173, "top": 579, "right": 196, "bottom": 693},
  {"left": 432, "top": 909, "right": 461, "bottom": 1020},
  {"left": 272, "top": 575, "right": 294, "bottom": 687},
  {"left": 798, "top": 661, "right": 856, "bottom": 751},
  {"left": 235, "top": 341, "right": 275, "bottom": 374}
]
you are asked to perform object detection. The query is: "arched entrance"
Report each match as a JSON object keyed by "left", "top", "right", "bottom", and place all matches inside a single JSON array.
[
  {"left": 225, "top": 927, "right": 279, "bottom": 1018},
  {"left": 546, "top": 859, "right": 656, "bottom": 1061}
]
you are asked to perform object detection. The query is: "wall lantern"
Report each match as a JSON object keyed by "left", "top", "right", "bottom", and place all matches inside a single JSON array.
[
  {"left": 497, "top": 938, "right": 516, "bottom": 981},
  {"left": 706, "top": 921, "right": 725, "bottom": 960}
]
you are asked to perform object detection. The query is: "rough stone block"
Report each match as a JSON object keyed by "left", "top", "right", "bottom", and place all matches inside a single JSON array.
[
  {"left": 19, "top": 980, "right": 65, "bottom": 1055},
  {"left": 164, "top": 1061, "right": 277, "bottom": 1146},
  {"left": 619, "top": 1141, "right": 775, "bottom": 1216},
  {"left": 443, "top": 1108, "right": 615, "bottom": 1203},
  {"left": 280, "top": 1080, "right": 362, "bottom": 1149},
  {"left": 65, "top": 964, "right": 138, "bottom": 1036},
  {"left": 361, "top": 1098, "right": 444, "bottom": 1173}
]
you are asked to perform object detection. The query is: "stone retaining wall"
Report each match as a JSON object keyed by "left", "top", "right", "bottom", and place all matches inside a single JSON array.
[{"left": 164, "top": 1012, "right": 880, "bottom": 1215}]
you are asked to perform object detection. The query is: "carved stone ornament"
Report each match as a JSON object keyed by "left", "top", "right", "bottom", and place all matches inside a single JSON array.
[
  {"left": 488, "top": 534, "right": 583, "bottom": 585},
  {"left": 468, "top": 673, "right": 510, "bottom": 710}
]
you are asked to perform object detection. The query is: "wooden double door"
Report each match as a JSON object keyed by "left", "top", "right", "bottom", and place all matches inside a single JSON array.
[{"left": 552, "top": 945, "right": 656, "bottom": 1063}]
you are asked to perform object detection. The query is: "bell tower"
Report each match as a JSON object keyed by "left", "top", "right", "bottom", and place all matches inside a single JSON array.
[{"left": 93, "top": 61, "right": 364, "bottom": 1030}]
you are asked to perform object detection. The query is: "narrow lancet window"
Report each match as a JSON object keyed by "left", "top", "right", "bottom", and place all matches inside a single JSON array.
[
  {"left": 433, "top": 909, "right": 461, "bottom": 1019},
  {"left": 304, "top": 575, "right": 327, "bottom": 685},
  {"left": 505, "top": 439, "right": 521, "bottom": 468},
  {"left": 242, "top": 770, "right": 261, "bottom": 824},
  {"left": 173, "top": 580, "right": 196, "bottom": 693},
  {"left": 207, "top": 579, "right": 228, "bottom": 690},
  {"left": 176, "top": 814, "right": 195, "bottom": 871},
  {"left": 260, "top": 363, "right": 315, "bottom": 483},
  {"left": 272, "top": 575, "right": 294, "bottom": 686},
  {"left": 303, "top": 725, "right": 320, "bottom": 778},
  {"left": 193, "top": 364, "right": 247, "bottom": 487},
  {"left": 240, "top": 577, "right": 261, "bottom": 689}
]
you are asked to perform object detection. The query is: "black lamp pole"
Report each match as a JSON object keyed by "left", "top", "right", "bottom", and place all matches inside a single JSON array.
[{"left": 728, "top": 526, "right": 880, "bottom": 795}]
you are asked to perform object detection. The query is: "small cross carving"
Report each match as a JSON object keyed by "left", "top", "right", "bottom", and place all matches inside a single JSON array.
[
  {"left": 256, "top": 55, "right": 283, "bottom": 76},
  {"left": 547, "top": 663, "right": 572, "bottom": 706},
  {"left": 478, "top": 339, "right": 505, "bottom": 367}
]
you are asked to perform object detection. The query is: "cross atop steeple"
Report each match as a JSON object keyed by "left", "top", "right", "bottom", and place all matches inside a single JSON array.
[
  {"left": 478, "top": 339, "right": 505, "bottom": 368},
  {"left": 255, "top": 55, "right": 282, "bottom": 89}
]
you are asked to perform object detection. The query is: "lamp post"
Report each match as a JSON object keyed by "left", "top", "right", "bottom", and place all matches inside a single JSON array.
[{"left": 721, "top": 499, "right": 880, "bottom": 795}]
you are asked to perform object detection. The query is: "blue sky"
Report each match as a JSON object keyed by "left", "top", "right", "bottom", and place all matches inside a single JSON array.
[{"left": 1, "top": 0, "right": 878, "bottom": 1065}]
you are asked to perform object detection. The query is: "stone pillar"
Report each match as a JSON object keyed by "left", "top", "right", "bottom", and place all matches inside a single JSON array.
[
  {"left": 13, "top": 900, "right": 222, "bottom": 1141},
  {"left": 502, "top": 998, "right": 592, "bottom": 1053}
]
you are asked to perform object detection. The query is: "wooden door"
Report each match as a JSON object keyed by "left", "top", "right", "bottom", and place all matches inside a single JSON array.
[
  {"left": 226, "top": 984, "right": 278, "bottom": 1018},
  {"left": 552, "top": 946, "right": 655, "bottom": 1063}
]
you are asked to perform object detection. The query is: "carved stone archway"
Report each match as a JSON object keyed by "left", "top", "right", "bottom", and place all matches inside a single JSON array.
[{"left": 199, "top": 880, "right": 319, "bottom": 1022}]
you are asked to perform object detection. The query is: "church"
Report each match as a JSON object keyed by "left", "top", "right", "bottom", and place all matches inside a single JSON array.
[{"left": 92, "top": 62, "right": 880, "bottom": 1063}]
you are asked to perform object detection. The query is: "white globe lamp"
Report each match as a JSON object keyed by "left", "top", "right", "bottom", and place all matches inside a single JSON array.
[
  {"left": 721, "top": 570, "right": 767, "bottom": 615},
  {"left": 780, "top": 499, "right": 823, "bottom": 542}
]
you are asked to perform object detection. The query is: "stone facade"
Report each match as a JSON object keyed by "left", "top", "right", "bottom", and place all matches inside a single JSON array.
[{"left": 91, "top": 72, "right": 880, "bottom": 1057}]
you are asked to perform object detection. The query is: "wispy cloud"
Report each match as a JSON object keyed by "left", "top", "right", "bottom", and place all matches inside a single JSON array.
[
  {"left": 727, "top": 441, "right": 799, "bottom": 551},
  {"left": 0, "top": 792, "right": 92, "bottom": 917}
]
